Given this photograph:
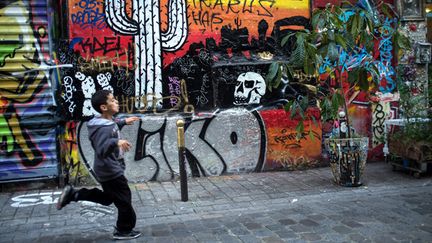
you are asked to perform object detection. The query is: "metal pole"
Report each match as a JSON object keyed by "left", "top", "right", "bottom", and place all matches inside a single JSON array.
[{"left": 176, "top": 119, "right": 188, "bottom": 202}]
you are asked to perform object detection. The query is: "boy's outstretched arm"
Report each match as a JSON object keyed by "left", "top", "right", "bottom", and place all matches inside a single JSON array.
[
  {"left": 125, "top": 116, "right": 140, "bottom": 125},
  {"left": 116, "top": 116, "right": 140, "bottom": 128}
]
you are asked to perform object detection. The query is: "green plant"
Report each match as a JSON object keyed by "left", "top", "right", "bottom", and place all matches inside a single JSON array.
[
  {"left": 391, "top": 67, "right": 432, "bottom": 142},
  {"left": 266, "top": 2, "right": 411, "bottom": 138}
]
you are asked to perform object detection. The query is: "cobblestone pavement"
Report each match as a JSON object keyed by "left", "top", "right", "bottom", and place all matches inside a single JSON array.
[{"left": 0, "top": 162, "right": 431, "bottom": 243}]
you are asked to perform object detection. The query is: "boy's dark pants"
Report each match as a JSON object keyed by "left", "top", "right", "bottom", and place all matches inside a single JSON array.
[{"left": 75, "top": 175, "right": 136, "bottom": 232}]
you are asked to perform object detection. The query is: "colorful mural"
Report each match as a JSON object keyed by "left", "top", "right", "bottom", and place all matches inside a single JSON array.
[
  {"left": 59, "top": 0, "right": 311, "bottom": 116},
  {"left": 0, "top": 0, "right": 405, "bottom": 183},
  {"left": 50, "top": 0, "right": 407, "bottom": 182},
  {"left": 260, "top": 108, "right": 323, "bottom": 171},
  {"left": 58, "top": 121, "right": 89, "bottom": 184},
  {"left": 0, "top": 0, "right": 58, "bottom": 181},
  {"left": 54, "top": 0, "right": 325, "bottom": 182}
]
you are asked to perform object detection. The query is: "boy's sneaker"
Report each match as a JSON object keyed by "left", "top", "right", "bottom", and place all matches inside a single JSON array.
[
  {"left": 56, "top": 184, "right": 75, "bottom": 210},
  {"left": 113, "top": 227, "right": 141, "bottom": 240}
]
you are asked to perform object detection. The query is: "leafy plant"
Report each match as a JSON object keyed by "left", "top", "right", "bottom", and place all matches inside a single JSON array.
[
  {"left": 267, "top": 2, "right": 411, "bottom": 138},
  {"left": 391, "top": 66, "right": 432, "bottom": 142}
]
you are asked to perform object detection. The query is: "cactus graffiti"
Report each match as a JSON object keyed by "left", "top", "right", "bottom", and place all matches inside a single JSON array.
[{"left": 105, "top": 0, "right": 188, "bottom": 108}]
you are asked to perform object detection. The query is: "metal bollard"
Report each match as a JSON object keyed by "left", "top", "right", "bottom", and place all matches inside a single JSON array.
[{"left": 176, "top": 119, "right": 188, "bottom": 202}]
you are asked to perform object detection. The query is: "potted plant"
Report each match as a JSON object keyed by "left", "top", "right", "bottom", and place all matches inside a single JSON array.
[{"left": 266, "top": 1, "right": 411, "bottom": 186}]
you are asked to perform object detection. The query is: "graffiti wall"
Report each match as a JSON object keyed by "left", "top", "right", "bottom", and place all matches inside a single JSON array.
[
  {"left": 0, "top": 0, "right": 58, "bottom": 182},
  {"left": 57, "top": 0, "right": 311, "bottom": 118},
  {"left": 260, "top": 108, "right": 323, "bottom": 171},
  {"left": 53, "top": 0, "right": 405, "bottom": 182},
  {"left": 55, "top": 0, "right": 326, "bottom": 182}
]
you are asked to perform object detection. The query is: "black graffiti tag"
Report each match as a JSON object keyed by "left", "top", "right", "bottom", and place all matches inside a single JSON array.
[{"left": 372, "top": 103, "right": 385, "bottom": 145}]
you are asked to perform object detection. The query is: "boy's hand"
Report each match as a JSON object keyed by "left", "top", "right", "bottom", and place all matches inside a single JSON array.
[
  {"left": 118, "top": 140, "right": 132, "bottom": 152},
  {"left": 125, "top": 116, "right": 140, "bottom": 125}
]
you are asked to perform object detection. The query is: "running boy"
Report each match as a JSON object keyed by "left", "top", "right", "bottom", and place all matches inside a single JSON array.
[{"left": 57, "top": 90, "right": 141, "bottom": 240}]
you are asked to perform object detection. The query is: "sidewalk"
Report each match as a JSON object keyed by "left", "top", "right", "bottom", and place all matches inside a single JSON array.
[{"left": 1, "top": 162, "right": 431, "bottom": 242}]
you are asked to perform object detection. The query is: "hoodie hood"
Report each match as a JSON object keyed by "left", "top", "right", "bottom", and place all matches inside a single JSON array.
[{"left": 88, "top": 116, "right": 115, "bottom": 136}]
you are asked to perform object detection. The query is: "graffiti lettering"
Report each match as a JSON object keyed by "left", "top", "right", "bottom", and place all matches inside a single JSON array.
[
  {"left": 192, "top": 0, "right": 274, "bottom": 16},
  {"left": 191, "top": 0, "right": 274, "bottom": 31},
  {"left": 191, "top": 10, "right": 223, "bottom": 31},
  {"left": 267, "top": 147, "right": 315, "bottom": 169},
  {"left": 11, "top": 192, "right": 61, "bottom": 208},
  {"left": 78, "top": 108, "right": 265, "bottom": 182},
  {"left": 78, "top": 49, "right": 135, "bottom": 74},
  {"left": 62, "top": 76, "right": 77, "bottom": 113},
  {"left": 377, "top": 18, "right": 396, "bottom": 93},
  {"left": 168, "top": 76, "right": 181, "bottom": 107},
  {"left": 372, "top": 103, "right": 386, "bottom": 146},
  {"left": 292, "top": 70, "right": 318, "bottom": 83},
  {"left": 196, "top": 74, "right": 210, "bottom": 106},
  {"left": 117, "top": 94, "right": 183, "bottom": 115},
  {"left": 274, "top": 129, "right": 320, "bottom": 149},
  {"left": 77, "top": 36, "right": 121, "bottom": 55},
  {"left": 71, "top": 0, "right": 106, "bottom": 30}
]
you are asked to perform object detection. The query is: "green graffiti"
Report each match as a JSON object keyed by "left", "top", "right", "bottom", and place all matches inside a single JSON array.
[
  {"left": 0, "top": 39, "right": 22, "bottom": 67},
  {"left": 0, "top": 115, "right": 14, "bottom": 153}
]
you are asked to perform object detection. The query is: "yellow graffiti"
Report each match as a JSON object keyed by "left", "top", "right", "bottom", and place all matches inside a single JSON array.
[
  {"left": 292, "top": 70, "right": 318, "bottom": 83},
  {"left": 0, "top": 1, "right": 46, "bottom": 165},
  {"left": 0, "top": 2, "right": 45, "bottom": 103},
  {"left": 118, "top": 79, "right": 195, "bottom": 115},
  {"left": 78, "top": 48, "right": 136, "bottom": 75},
  {"left": 267, "top": 147, "right": 319, "bottom": 169},
  {"left": 59, "top": 122, "right": 88, "bottom": 182}
]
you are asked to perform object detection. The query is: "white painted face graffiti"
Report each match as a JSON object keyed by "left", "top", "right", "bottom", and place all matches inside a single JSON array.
[
  {"left": 234, "top": 72, "right": 266, "bottom": 105},
  {"left": 82, "top": 76, "right": 96, "bottom": 99},
  {"left": 75, "top": 71, "right": 86, "bottom": 81},
  {"left": 96, "top": 73, "right": 114, "bottom": 92}
]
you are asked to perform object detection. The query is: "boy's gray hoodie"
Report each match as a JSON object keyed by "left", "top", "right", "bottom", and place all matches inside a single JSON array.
[{"left": 87, "top": 116, "right": 126, "bottom": 182}]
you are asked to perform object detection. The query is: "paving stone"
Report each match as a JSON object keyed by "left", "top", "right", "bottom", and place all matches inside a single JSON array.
[
  {"left": 290, "top": 224, "right": 313, "bottom": 233},
  {"left": 341, "top": 220, "right": 363, "bottom": 228},
  {"left": 175, "top": 236, "right": 199, "bottom": 243},
  {"left": 274, "top": 229, "right": 298, "bottom": 239},
  {"left": 0, "top": 163, "right": 430, "bottom": 243},
  {"left": 349, "top": 233, "right": 371, "bottom": 243},
  {"left": 371, "top": 235, "right": 398, "bottom": 243},
  {"left": 332, "top": 225, "right": 354, "bottom": 234},
  {"left": 299, "top": 219, "right": 319, "bottom": 227},
  {"left": 192, "top": 232, "right": 218, "bottom": 242},
  {"left": 216, "top": 234, "right": 242, "bottom": 243},
  {"left": 228, "top": 226, "right": 251, "bottom": 236},
  {"left": 152, "top": 236, "right": 176, "bottom": 243},
  {"left": 243, "top": 222, "right": 262, "bottom": 230},
  {"left": 278, "top": 219, "right": 296, "bottom": 225},
  {"left": 265, "top": 224, "right": 286, "bottom": 231},
  {"left": 299, "top": 232, "right": 322, "bottom": 241},
  {"left": 151, "top": 229, "right": 172, "bottom": 237},
  {"left": 237, "top": 235, "right": 262, "bottom": 243},
  {"left": 251, "top": 228, "right": 276, "bottom": 238},
  {"left": 262, "top": 236, "right": 285, "bottom": 243}
]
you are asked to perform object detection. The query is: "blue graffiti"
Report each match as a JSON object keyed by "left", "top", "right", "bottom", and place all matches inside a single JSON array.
[
  {"left": 377, "top": 17, "right": 397, "bottom": 93},
  {"left": 318, "top": 14, "right": 396, "bottom": 93},
  {"left": 71, "top": 0, "right": 106, "bottom": 30},
  {"left": 318, "top": 47, "right": 374, "bottom": 75}
]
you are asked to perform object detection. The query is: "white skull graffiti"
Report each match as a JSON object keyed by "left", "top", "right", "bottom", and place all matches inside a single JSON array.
[
  {"left": 75, "top": 71, "right": 86, "bottom": 81},
  {"left": 234, "top": 72, "right": 266, "bottom": 105},
  {"left": 96, "top": 73, "right": 114, "bottom": 92},
  {"left": 81, "top": 74, "right": 98, "bottom": 116},
  {"left": 82, "top": 76, "right": 96, "bottom": 99}
]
